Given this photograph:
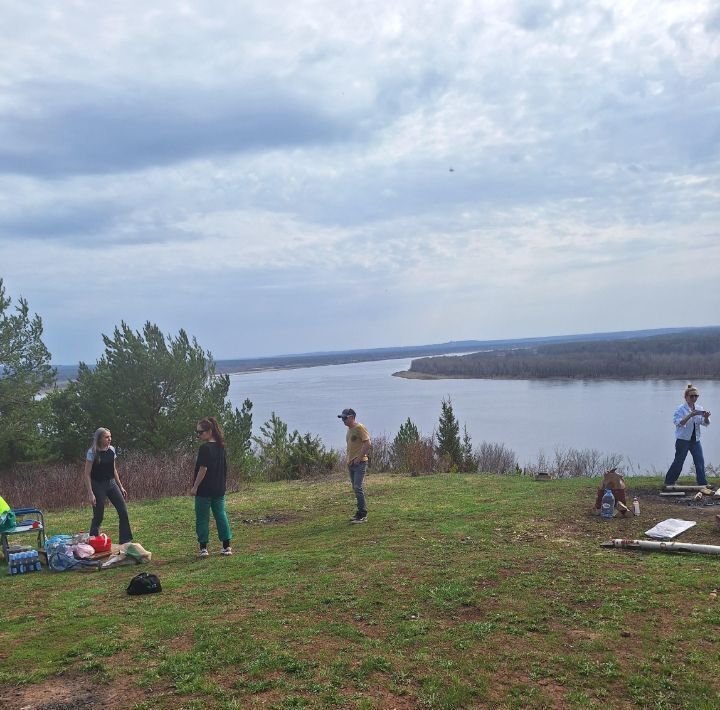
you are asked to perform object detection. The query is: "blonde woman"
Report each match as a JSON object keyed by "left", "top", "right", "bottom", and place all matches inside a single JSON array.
[
  {"left": 84, "top": 428, "right": 133, "bottom": 543},
  {"left": 664, "top": 384, "right": 712, "bottom": 487}
]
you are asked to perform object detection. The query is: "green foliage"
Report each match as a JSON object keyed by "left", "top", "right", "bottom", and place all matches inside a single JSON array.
[
  {"left": 0, "top": 279, "right": 56, "bottom": 467},
  {"left": 253, "top": 412, "right": 291, "bottom": 478},
  {"left": 43, "top": 384, "right": 88, "bottom": 463},
  {"left": 286, "top": 432, "right": 338, "bottom": 479},
  {"left": 253, "top": 412, "right": 337, "bottom": 480},
  {"left": 49, "top": 321, "right": 252, "bottom": 463},
  {"left": 436, "top": 398, "right": 462, "bottom": 471},
  {"left": 461, "top": 425, "right": 477, "bottom": 472},
  {"left": 223, "top": 397, "right": 254, "bottom": 474},
  {"left": 391, "top": 417, "right": 421, "bottom": 471}
]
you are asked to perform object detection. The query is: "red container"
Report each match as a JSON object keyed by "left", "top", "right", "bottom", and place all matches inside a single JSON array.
[{"left": 88, "top": 534, "right": 111, "bottom": 553}]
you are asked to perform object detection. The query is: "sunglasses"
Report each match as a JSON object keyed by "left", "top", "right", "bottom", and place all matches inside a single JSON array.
[{"left": 195, "top": 429, "right": 207, "bottom": 436}]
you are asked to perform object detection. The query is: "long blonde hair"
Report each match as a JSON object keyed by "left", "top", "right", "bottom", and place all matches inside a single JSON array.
[{"left": 91, "top": 427, "right": 111, "bottom": 462}]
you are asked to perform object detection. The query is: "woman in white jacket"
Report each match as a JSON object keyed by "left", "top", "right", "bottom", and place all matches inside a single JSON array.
[{"left": 664, "top": 384, "right": 712, "bottom": 487}]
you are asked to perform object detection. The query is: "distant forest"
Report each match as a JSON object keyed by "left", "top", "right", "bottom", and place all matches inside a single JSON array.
[{"left": 404, "top": 329, "right": 720, "bottom": 380}]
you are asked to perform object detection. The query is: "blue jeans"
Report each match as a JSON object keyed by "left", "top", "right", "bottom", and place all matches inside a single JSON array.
[
  {"left": 348, "top": 461, "right": 368, "bottom": 516},
  {"left": 664, "top": 439, "right": 707, "bottom": 486}
]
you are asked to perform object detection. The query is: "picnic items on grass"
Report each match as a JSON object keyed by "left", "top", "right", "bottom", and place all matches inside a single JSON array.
[{"left": 101, "top": 542, "right": 152, "bottom": 569}]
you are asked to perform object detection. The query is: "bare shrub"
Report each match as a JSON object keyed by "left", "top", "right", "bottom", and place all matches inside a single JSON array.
[
  {"left": 400, "top": 436, "right": 436, "bottom": 475},
  {"left": 368, "top": 433, "right": 392, "bottom": 473},
  {"left": 475, "top": 442, "right": 517, "bottom": 474},
  {"left": 0, "top": 449, "right": 209, "bottom": 512},
  {"left": 523, "top": 447, "right": 625, "bottom": 479}
]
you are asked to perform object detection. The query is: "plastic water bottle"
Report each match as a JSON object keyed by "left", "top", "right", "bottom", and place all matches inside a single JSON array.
[
  {"left": 601, "top": 489, "right": 615, "bottom": 520},
  {"left": 633, "top": 497, "right": 640, "bottom": 516},
  {"left": 8, "top": 553, "right": 17, "bottom": 575}
]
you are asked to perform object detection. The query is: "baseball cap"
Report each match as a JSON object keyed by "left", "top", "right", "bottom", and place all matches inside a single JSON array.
[{"left": 337, "top": 408, "right": 356, "bottom": 419}]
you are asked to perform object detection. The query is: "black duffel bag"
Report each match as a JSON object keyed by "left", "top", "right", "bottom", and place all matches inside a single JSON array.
[{"left": 127, "top": 571, "right": 162, "bottom": 595}]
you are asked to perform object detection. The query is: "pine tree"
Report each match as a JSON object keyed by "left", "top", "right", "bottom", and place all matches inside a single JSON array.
[
  {"left": 48, "top": 320, "right": 251, "bottom": 459},
  {"left": 0, "top": 279, "right": 56, "bottom": 467},
  {"left": 436, "top": 398, "right": 462, "bottom": 471},
  {"left": 391, "top": 417, "right": 421, "bottom": 471},
  {"left": 461, "top": 425, "right": 477, "bottom": 472}
]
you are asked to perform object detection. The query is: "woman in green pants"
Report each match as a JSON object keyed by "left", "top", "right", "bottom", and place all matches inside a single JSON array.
[{"left": 190, "top": 417, "right": 232, "bottom": 557}]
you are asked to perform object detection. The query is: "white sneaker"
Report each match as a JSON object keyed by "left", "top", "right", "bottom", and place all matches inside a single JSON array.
[
  {"left": 199, "top": 548, "right": 209, "bottom": 557},
  {"left": 221, "top": 547, "right": 233, "bottom": 556}
]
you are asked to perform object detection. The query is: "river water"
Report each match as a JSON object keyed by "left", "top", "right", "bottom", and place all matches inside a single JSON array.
[{"left": 227, "top": 358, "right": 719, "bottom": 473}]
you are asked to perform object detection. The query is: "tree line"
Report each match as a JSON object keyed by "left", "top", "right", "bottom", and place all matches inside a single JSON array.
[
  {"left": 408, "top": 329, "right": 720, "bottom": 379},
  {"left": 0, "top": 279, "right": 499, "bottom": 483}
]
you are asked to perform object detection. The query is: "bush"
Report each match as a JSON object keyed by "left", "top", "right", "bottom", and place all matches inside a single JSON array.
[
  {"left": 391, "top": 418, "right": 420, "bottom": 472},
  {"left": 253, "top": 412, "right": 338, "bottom": 481},
  {"left": 523, "top": 447, "right": 624, "bottom": 478},
  {"left": 402, "top": 436, "right": 436, "bottom": 475},
  {"left": 475, "top": 442, "right": 517, "bottom": 474},
  {"left": 0, "top": 450, "right": 205, "bottom": 512},
  {"left": 367, "top": 433, "right": 392, "bottom": 472}
]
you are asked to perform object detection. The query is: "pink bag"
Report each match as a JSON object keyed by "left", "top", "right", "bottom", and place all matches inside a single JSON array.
[{"left": 73, "top": 543, "right": 96, "bottom": 559}]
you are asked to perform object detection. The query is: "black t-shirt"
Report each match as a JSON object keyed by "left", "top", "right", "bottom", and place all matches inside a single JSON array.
[
  {"left": 89, "top": 447, "right": 116, "bottom": 481},
  {"left": 194, "top": 442, "right": 227, "bottom": 498}
]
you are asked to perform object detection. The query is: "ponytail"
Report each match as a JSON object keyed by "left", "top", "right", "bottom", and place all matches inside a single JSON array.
[{"left": 198, "top": 417, "right": 225, "bottom": 447}]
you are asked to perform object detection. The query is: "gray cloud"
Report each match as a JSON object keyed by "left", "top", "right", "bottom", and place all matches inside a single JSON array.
[
  {"left": 0, "top": 203, "right": 121, "bottom": 240},
  {"left": 0, "top": 0, "right": 718, "bottom": 363},
  {"left": 0, "top": 81, "right": 359, "bottom": 178}
]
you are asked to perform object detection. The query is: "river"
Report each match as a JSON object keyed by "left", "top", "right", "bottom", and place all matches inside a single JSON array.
[{"left": 227, "top": 358, "right": 719, "bottom": 473}]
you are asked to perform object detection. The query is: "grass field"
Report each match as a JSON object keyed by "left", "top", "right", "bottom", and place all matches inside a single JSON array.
[{"left": 1, "top": 473, "right": 720, "bottom": 709}]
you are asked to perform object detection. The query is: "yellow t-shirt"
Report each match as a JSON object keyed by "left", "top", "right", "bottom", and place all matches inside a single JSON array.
[{"left": 346, "top": 423, "right": 371, "bottom": 463}]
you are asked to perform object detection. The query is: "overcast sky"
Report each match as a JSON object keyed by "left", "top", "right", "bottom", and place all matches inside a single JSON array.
[{"left": 1, "top": 1, "right": 718, "bottom": 364}]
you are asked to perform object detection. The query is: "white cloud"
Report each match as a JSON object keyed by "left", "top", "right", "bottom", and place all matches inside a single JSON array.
[{"left": 0, "top": 0, "right": 718, "bottom": 362}]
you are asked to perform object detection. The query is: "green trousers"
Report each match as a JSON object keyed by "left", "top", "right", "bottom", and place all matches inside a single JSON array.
[{"left": 194, "top": 495, "right": 232, "bottom": 546}]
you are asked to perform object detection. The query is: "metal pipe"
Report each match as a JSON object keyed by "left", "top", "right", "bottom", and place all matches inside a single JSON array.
[{"left": 602, "top": 539, "right": 720, "bottom": 555}]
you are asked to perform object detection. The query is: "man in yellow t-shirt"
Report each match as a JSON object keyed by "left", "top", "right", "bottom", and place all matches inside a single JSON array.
[{"left": 338, "top": 408, "right": 372, "bottom": 523}]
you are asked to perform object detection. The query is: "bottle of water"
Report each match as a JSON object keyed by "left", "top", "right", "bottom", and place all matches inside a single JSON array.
[
  {"left": 18, "top": 551, "right": 26, "bottom": 574},
  {"left": 601, "top": 489, "right": 615, "bottom": 520},
  {"left": 633, "top": 497, "right": 640, "bottom": 516},
  {"left": 8, "top": 553, "right": 17, "bottom": 575}
]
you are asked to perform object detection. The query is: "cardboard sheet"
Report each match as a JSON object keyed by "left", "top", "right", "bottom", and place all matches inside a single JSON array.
[{"left": 644, "top": 519, "right": 697, "bottom": 540}]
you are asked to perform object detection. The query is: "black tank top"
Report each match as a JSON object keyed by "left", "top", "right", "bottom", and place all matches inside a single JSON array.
[{"left": 91, "top": 448, "right": 116, "bottom": 481}]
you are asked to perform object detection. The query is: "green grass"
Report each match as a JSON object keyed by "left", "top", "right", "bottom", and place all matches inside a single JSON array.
[{"left": 2, "top": 474, "right": 720, "bottom": 708}]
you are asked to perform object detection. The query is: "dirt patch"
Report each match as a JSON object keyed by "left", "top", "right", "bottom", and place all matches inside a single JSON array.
[
  {"left": 0, "top": 669, "right": 156, "bottom": 710},
  {"left": 0, "top": 675, "right": 98, "bottom": 710}
]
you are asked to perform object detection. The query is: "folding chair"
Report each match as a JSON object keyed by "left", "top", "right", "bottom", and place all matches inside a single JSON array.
[{"left": 1, "top": 507, "right": 47, "bottom": 561}]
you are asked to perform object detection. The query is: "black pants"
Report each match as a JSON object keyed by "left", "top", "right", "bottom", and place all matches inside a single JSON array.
[{"left": 90, "top": 479, "right": 133, "bottom": 543}]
